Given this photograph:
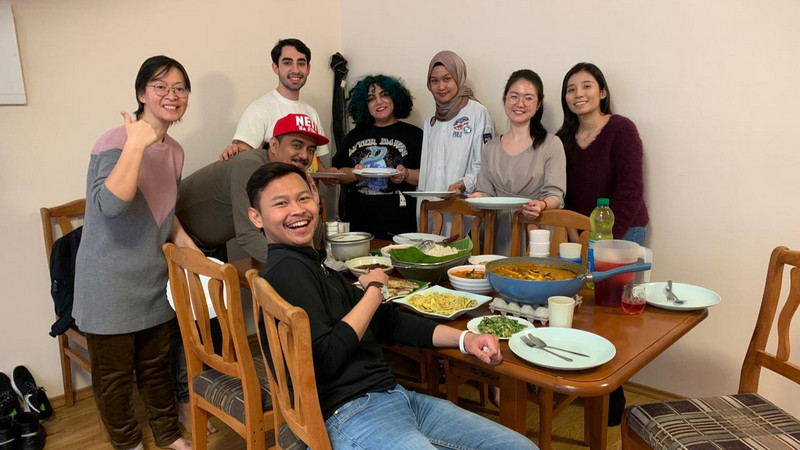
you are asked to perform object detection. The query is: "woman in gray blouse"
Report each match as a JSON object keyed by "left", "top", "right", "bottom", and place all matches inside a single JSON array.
[{"left": 469, "top": 69, "right": 566, "bottom": 256}]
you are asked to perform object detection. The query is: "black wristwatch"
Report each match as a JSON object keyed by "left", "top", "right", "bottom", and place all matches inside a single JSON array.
[{"left": 366, "top": 281, "right": 388, "bottom": 300}]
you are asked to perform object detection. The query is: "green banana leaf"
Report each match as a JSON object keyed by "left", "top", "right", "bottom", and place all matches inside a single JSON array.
[{"left": 388, "top": 237, "right": 473, "bottom": 264}]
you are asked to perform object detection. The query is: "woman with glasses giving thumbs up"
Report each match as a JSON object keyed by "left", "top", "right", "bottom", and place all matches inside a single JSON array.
[{"left": 73, "top": 55, "right": 196, "bottom": 450}]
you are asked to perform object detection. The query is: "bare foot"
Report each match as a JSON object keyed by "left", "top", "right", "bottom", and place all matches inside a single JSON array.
[
  {"left": 178, "top": 402, "right": 217, "bottom": 435},
  {"left": 167, "top": 437, "right": 192, "bottom": 450}
]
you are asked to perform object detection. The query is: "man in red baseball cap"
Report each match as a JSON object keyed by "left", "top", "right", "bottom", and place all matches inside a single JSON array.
[{"left": 266, "top": 113, "right": 329, "bottom": 170}]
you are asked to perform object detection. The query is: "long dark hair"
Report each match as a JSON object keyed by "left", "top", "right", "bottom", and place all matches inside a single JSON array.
[
  {"left": 503, "top": 69, "right": 547, "bottom": 149},
  {"left": 556, "top": 62, "right": 612, "bottom": 161},
  {"left": 134, "top": 55, "right": 191, "bottom": 120}
]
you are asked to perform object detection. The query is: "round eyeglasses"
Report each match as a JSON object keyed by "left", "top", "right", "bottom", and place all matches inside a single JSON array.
[{"left": 148, "top": 83, "right": 189, "bottom": 98}]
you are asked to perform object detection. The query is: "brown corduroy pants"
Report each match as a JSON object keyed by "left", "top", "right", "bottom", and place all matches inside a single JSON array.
[{"left": 86, "top": 320, "right": 182, "bottom": 449}]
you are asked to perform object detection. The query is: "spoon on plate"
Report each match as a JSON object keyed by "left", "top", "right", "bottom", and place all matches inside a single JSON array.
[
  {"left": 666, "top": 280, "right": 685, "bottom": 304},
  {"left": 417, "top": 234, "right": 461, "bottom": 254},
  {"left": 526, "top": 333, "right": 589, "bottom": 358},
  {"left": 520, "top": 335, "right": 572, "bottom": 362}
]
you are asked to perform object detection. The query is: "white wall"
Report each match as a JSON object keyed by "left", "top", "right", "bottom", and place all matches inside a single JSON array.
[
  {"left": 0, "top": 0, "right": 340, "bottom": 394},
  {"left": 2, "top": 0, "right": 800, "bottom": 420},
  {"left": 340, "top": 0, "right": 800, "bottom": 413}
]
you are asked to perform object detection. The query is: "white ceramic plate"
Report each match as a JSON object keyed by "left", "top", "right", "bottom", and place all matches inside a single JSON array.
[
  {"left": 352, "top": 168, "right": 400, "bottom": 178},
  {"left": 467, "top": 315, "right": 534, "bottom": 340},
  {"left": 401, "top": 191, "right": 455, "bottom": 198},
  {"left": 309, "top": 171, "right": 346, "bottom": 179},
  {"left": 508, "top": 328, "right": 616, "bottom": 370},
  {"left": 468, "top": 254, "right": 507, "bottom": 265},
  {"left": 642, "top": 282, "right": 721, "bottom": 311},
  {"left": 392, "top": 233, "right": 446, "bottom": 245},
  {"left": 393, "top": 285, "right": 492, "bottom": 320},
  {"left": 466, "top": 197, "right": 530, "bottom": 210},
  {"left": 166, "top": 257, "right": 226, "bottom": 320}
]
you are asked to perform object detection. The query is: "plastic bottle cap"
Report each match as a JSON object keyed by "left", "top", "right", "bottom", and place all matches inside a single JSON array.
[{"left": 596, "top": 198, "right": 610, "bottom": 206}]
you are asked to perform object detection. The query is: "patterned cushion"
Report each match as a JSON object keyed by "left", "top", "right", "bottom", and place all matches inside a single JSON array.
[
  {"left": 278, "top": 423, "right": 308, "bottom": 450},
  {"left": 627, "top": 393, "right": 800, "bottom": 449},
  {"left": 191, "top": 355, "right": 273, "bottom": 425}
]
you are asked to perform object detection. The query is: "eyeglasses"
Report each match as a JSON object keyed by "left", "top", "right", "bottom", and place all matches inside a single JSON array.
[
  {"left": 148, "top": 83, "right": 189, "bottom": 98},
  {"left": 505, "top": 93, "right": 536, "bottom": 106}
]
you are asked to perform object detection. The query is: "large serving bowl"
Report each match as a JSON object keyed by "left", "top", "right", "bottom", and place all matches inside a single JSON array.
[
  {"left": 328, "top": 232, "right": 373, "bottom": 261},
  {"left": 486, "top": 256, "right": 651, "bottom": 305},
  {"left": 345, "top": 256, "right": 393, "bottom": 277},
  {"left": 392, "top": 254, "right": 470, "bottom": 284}
]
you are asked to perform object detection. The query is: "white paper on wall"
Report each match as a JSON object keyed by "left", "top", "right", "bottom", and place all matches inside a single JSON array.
[{"left": 0, "top": 4, "right": 26, "bottom": 105}]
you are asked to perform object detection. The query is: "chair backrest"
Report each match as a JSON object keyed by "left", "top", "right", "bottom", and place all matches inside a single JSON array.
[
  {"left": 163, "top": 244, "right": 266, "bottom": 428},
  {"left": 40, "top": 199, "right": 86, "bottom": 262},
  {"left": 509, "top": 209, "right": 591, "bottom": 263},
  {"left": 247, "top": 270, "right": 331, "bottom": 450},
  {"left": 739, "top": 246, "right": 800, "bottom": 393},
  {"left": 419, "top": 199, "right": 496, "bottom": 255}
]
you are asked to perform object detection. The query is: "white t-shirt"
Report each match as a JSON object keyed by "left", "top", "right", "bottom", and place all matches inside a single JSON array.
[
  {"left": 232, "top": 90, "right": 329, "bottom": 157},
  {"left": 418, "top": 99, "right": 494, "bottom": 194}
]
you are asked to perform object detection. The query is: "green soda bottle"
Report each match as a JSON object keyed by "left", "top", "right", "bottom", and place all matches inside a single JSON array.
[{"left": 587, "top": 198, "right": 614, "bottom": 288}]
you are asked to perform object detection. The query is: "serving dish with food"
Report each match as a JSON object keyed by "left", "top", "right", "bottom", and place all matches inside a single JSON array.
[
  {"left": 447, "top": 265, "right": 492, "bottom": 294},
  {"left": 354, "top": 276, "right": 429, "bottom": 302},
  {"left": 466, "top": 315, "right": 534, "bottom": 339},
  {"left": 486, "top": 256, "right": 651, "bottom": 305},
  {"left": 389, "top": 237, "right": 473, "bottom": 283},
  {"left": 328, "top": 232, "right": 373, "bottom": 261},
  {"left": 345, "top": 256, "right": 393, "bottom": 277},
  {"left": 393, "top": 285, "right": 491, "bottom": 320}
]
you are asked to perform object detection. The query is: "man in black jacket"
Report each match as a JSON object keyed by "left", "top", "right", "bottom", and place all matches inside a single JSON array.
[{"left": 246, "top": 162, "right": 537, "bottom": 449}]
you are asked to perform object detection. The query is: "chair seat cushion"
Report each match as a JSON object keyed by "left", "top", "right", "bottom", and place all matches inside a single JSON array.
[
  {"left": 191, "top": 355, "right": 273, "bottom": 425},
  {"left": 627, "top": 393, "right": 800, "bottom": 449},
  {"left": 277, "top": 423, "right": 307, "bottom": 450}
]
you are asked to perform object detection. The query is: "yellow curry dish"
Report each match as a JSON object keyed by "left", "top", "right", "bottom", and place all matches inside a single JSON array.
[
  {"left": 406, "top": 292, "right": 478, "bottom": 316},
  {"left": 491, "top": 263, "right": 576, "bottom": 281},
  {"left": 450, "top": 268, "right": 486, "bottom": 279}
]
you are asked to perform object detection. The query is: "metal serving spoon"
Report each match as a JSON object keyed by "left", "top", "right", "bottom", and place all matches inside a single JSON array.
[
  {"left": 520, "top": 335, "right": 572, "bottom": 362},
  {"left": 526, "top": 333, "right": 590, "bottom": 358}
]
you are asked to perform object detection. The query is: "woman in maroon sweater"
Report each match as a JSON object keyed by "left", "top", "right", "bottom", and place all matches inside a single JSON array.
[{"left": 557, "top": 63, "right": 649, "bottom": 244}]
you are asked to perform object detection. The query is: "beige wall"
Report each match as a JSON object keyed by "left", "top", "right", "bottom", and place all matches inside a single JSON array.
[
  {"left": 0, "top": 0, "right": 340, "bottom": 392},
  {"left": 3, "top": 0, "right": 800, "bottom": 419},
  {"left": 341, "top": 0, "right": 800, "bottom": 414}
]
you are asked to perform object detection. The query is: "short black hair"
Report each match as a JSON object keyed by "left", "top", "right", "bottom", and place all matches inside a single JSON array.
[
  {"left": 247, "top": 162, "right": 310, "bottom": 210},
  {"left": 134, "top": 55, "right": 191, "bottom": 120},
  {"left": 270, "top": 38, "right": 311, "bottom": 65}
]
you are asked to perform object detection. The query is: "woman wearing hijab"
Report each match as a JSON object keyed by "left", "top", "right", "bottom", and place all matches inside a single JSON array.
[{"left": 418, "top": 51, "right": 494, "bottom": 232}]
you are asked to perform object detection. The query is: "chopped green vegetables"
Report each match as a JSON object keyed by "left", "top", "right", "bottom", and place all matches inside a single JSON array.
[{"left": 477, "top": 316, "right": 527, "bottom": 338}]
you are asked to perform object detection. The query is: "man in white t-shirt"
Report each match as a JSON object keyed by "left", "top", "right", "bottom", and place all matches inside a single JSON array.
[{"left": 221, "top": 38, "right": 332, "bottom": 173}]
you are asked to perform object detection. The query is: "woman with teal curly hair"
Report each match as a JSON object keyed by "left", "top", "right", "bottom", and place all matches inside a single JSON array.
[{"left": 332, "top": 75, "right": 423, "bottom": 239}]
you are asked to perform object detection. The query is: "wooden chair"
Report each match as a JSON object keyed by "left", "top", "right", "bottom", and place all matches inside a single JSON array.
[
  {"left": 509, "top": 209, "right": 591, "bottom": 264},
  {"left": 622, "top": 246, "right": 800, "bottom": 449},
  {"left": 247, "top": 270, "right": 332, "bottom": 450},
  {"left": 163, "top": 244, "right": 274, "bottom": 450},
  {"left": 420, "top": 199, "right": 497, "bottom": 255},
  {"left": 40, "top": 199, "right": 88, "bottom": 407}
]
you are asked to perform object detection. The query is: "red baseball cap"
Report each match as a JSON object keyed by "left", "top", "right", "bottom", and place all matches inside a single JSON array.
[{"left": 272, "top": 113, "right": 329, "bottom": 146}]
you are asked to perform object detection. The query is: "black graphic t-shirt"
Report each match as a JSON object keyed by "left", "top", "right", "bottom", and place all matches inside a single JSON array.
[{"left": 332, "top": 121, "right": 423, "bottom": 238}]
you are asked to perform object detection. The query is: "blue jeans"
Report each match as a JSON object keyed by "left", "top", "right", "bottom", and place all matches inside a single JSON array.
[
  {"left": 621, "top": 226, "right": 646, "bottom": 246},
  {"left": 324, "top": 384, "right": 537, "bottom": 449}
]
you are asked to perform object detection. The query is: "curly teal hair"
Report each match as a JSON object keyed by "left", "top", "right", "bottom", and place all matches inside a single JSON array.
[{"left": 347, "top": 75, "right": 413, "bottom": 127}]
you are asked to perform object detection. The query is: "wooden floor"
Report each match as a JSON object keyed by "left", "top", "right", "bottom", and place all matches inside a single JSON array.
[{"left": 42, "top": 367, "right": 673, "bottom": 450}]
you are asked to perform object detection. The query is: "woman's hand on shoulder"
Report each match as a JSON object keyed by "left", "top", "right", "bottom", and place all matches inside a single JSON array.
[{"left": 121, "top": 112, "right": 159, "bottom": 150}]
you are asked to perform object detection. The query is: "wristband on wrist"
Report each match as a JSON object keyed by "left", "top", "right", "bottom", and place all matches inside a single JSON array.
[
  {"left": 459, "top": 330, "right": 472, "bottom": 355},
  {"left": 404, "top": 169, "right": 410, "bottom": 182}
]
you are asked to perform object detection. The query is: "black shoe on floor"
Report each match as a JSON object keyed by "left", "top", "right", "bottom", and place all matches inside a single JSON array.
[
  {"left": 0, "top": 374, "right": 22, "bottom": 420},
  {"left": 0, "top": 416, "right": 16, "bottom": 450},
  {"left": 10, "top": 367, "right": 52, "bottom": 421},
  {"left": 14, "top": 412, "right": 45, "bottom": 450}
]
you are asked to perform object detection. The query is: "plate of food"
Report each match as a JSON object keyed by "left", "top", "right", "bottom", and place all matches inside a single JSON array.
[
  {"left": 309, "top": 171, "right": 346, "bottom": 179},
  {"left": 508, "top": 327, "right": 616, "bottom": 370},
  {"left": 641, "top": 282, "right": 721, "bottom": 311},
  {"left": 401, "top": 191, "right": 454, "bottom": 198},
  {"left": 393, "top": 285, "right": 492, "bottom": 320},
  {"left": 466, "top": 197, "right": 530, "bottom": 210},
  {"left": 345, "top": 256, "right": 393, "bottom": 277},
  {"left": 355, "top": 276, "right": 429, "bottom": 303},
  {"left": 467, "top": 315, "right": 534, "bottom": 340},
  {"left": 392, "top": 233, "right": 446, "bottom": 245},
  {"left": 352, "top": 168, "right": 400, "bottom": 178}
]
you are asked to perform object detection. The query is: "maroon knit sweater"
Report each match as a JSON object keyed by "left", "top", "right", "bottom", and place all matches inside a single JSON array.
[{"left": 563, "top": 115, "right": 649, "bottom": 238}]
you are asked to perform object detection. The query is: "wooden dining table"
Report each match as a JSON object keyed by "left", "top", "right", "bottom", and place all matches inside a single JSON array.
[{"left": 231, "top": 241, "right": 708, "bottom": 450}]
